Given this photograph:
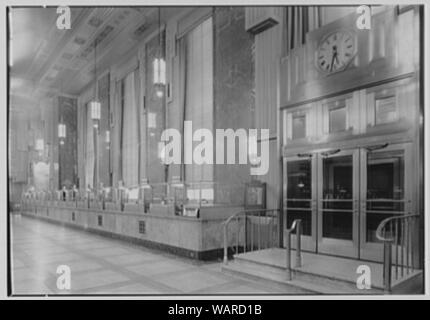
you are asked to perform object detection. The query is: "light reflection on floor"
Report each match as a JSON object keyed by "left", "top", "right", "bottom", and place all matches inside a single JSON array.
[{"left": 10, "top": 214, "right": 302, "bottom": 295}]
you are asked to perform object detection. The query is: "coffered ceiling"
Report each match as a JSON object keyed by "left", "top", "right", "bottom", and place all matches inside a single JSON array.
[{"left": 9, "top": 6, "right": 186, "bottom": 114}]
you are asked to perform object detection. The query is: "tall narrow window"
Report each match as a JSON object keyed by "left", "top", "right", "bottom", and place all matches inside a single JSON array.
[
  {"left": 121, "top": 70, "right": 139, "bottom": 187},
  {"left": 85, "top": 102, "right": 95, "bottom": 188},
  {"left": 184, "top": 17, "right": 213, "bottom": 183},
  {"left": 286, "top": 6, "right": 317, "bottom": 54}
]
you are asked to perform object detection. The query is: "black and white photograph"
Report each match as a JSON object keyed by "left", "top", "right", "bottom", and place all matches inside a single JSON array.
[{"left": 3, "top": 1, "right": 429, "bottom": 301}]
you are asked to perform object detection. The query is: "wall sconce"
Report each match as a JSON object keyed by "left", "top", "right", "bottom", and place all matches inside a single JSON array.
[{"left": 58, "top": 123, "right": 66, "bottom": 145}]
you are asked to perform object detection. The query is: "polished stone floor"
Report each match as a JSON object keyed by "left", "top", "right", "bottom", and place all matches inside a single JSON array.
[{"left": 10, "top": 214, "right": 302, "bottom": 295}]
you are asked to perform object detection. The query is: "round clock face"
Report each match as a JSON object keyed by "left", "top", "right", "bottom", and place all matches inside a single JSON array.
[{"left": 316, "top": 30, "right": 356, "bottom": 74}]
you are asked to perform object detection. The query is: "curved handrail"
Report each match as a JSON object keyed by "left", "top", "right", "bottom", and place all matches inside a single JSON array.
[
  {"left": 223, "top": 209, "right": 280, "bottom": 264},
  {"left": 375, "top": 213, "right": 420, "bottom": 293},
  {"left": 376, "top": 213, "right": 419, "bottom": 242},
  {"left": 286, "top": 219, "right": 300, "bottom": 233}
]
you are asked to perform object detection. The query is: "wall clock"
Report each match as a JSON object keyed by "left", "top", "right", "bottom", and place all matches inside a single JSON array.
[{"left": 315, "top": 29, "right": 356, "bottom": 75}]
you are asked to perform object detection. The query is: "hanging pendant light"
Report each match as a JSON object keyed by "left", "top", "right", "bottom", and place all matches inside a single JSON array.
[
  {"left": 90, "top": 39, "right": 101, "bottom": 128},
  {"left": 35, "top": 138, "right": 44, "bottom": 152},
  {"left": 58, "top": 78, "right": 66, "bottom": 146},
  {"left": 105, "top": 130, "right": 110, "bottom": 149},
  {"left": 58, "top": 122, "right": 66, "bottom": 145},
  {"left": 35, "top": 138, "right": 45, "bottom": 158},
  {"left": 153, "top": 6, "right": 165, "bottom": 98}
]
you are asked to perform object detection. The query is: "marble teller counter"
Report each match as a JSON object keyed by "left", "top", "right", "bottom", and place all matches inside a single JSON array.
[{"left": 19, "top": 200, "right": 243, "bottom": 260}]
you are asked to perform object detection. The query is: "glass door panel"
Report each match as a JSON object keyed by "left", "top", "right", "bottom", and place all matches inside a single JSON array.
[
  {"left": 360, "top": 143, "right": 412, "bottom": 261},
  {"left": 317, "top": 150, "right": 359, "bottom": 258},
  {"left": 283, "top": 156, "right": 317, "bottom": 252},
  {"left": 283, "top": 143, "right": 413, "bottom": 261}
]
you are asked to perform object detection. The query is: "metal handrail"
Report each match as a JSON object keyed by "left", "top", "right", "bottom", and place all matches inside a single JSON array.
[
  {"left": 376, "top": 213, "right": 420, "bottom": 293},
  {"left": 285, "top": 219, "right": 302, "bottom": 281},
  {"left": 223, "top": 209, "right": 280, "bottom": 265}
]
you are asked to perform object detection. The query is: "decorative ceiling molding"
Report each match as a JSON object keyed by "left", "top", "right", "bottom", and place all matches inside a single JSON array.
[
  {"left": 33, "top": 8, "right": 94, "bottom": 82},
  {"left": 10, "top": 7, "right": 190, "bottom": 100}
]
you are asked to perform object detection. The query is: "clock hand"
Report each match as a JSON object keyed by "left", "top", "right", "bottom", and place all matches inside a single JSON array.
[
  {"left": 330, "top": 53, "right": 336, "bottom": 72},
  {"left": 330, "top": 45, "right": 338, "bottom": 72}
]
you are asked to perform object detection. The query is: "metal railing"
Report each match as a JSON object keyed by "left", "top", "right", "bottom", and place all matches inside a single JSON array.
[
  {"left": 376, "top": 213, "right": 420, "bottom": 293},
  {"left": 223, "top": 209, "right": 280, "bottom": 265},
  {"left": 285, "top": 219, "right": 302, "bottom": 281}
]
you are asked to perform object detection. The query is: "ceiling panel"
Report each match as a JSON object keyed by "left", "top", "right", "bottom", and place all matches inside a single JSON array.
[{"left": 9, "top": 6, "right": 193, "bottom": 103}]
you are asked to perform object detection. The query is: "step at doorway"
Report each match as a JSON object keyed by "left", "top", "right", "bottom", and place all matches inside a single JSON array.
[{"left": 222, "top": 248, "right": 423, "bottom": 294}]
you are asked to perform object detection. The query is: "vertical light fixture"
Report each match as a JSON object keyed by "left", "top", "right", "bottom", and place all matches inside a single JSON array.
[
  {"left": 90, "top": 40, "right": 101, "bottom": 127},
  {"left": 153, "top": 6, "right": 165, "bottom": 98},
  {"left": 58, "top": 76, "right": 67, "bottom": 146},
  {"left": 35, "top": 138, "right": 44, "bottom": 152},
  {"left": 105, "top": 130, "right": 110, "bottom": 149},
  {"left": 58, "top": 122, "right": 66, "bottom": 145},
  {"left": 35, "top": 138, "right": 44, "bottom": 158}
]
